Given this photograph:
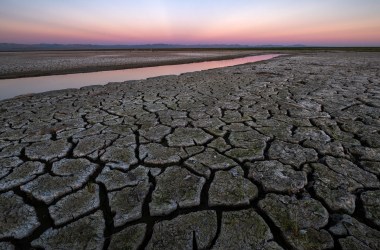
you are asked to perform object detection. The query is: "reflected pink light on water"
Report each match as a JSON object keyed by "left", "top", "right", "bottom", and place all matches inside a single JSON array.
[{"left": 0, "top": 54, "right": 281, "bottom": 100}]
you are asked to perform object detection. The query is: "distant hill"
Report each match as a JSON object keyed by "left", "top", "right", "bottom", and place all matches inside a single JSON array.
[
  {"left": 0, "top": 43, "right": 307, "bottom": 51},
  {"left": 255, "top": 44, "right": 306, "bottom": 48}
]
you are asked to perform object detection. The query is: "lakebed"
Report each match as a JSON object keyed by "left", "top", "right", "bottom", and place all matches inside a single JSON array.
[{"left": 0, "top": 52, "right": 379, "bottom": 249}]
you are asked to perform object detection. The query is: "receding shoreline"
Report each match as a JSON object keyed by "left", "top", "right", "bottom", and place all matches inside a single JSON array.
[
  {"left": 2, "top": 48, "right": 377, "bottom": 79},
  {"left": 0, "top": 50, "right": 264, "bottom": 79},
  {"left": 0, "top": 54, "right": 284, "bottom": 101}
]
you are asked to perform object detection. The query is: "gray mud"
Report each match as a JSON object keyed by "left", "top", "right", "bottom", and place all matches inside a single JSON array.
[{"left": 0, "top": 52, "right": 379, "bottom": 249}]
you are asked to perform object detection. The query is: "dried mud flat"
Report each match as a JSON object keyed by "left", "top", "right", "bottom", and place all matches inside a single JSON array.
[{"left": 0, "top": 52, "right": 379, "bottom": 249}]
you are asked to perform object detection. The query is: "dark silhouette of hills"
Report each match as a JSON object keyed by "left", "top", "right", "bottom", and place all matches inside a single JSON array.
[{"left": 0, "top": 43, "right": 307, "bottom": 51}]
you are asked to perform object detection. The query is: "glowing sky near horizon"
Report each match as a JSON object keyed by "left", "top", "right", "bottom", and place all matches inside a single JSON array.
[{"left": 1, "top": 0, "right": 379, "bottom": 46}]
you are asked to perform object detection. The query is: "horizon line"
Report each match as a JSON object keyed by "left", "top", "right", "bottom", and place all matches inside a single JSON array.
[{"left": 1, "top": 42, "right": 380, "bottom": 48}]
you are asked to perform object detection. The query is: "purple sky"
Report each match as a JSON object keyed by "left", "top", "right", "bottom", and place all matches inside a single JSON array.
[{"left": 1, "top": 0, "right": 379, "bottom": 46}]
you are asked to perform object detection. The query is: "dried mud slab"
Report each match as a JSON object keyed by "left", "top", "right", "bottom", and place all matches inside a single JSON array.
[
  {"left": 259, "top": 194, "right": 334, "bottom": 249},
  {"left": 147, "top": 210, "right": 217, "bottom": 249},
  {"left": 149, "top": 167, "right": 205, "bottom": 216},
  {"left": 209, "top": 167, "right": 258, "bottom": 206},
  {"left": 213, "top": 209, "right": 282, "bottom": 249},
  {"left": 31, "top": 211, "right": 105, "bottom": 249},
  {"left": 108, "top": 224, "right": 146, "bottom": 250},
  {"left": 0, "top": 191, "right": 40, "bottom": 239},
  {"left": 247, "top": 160, "right": 307, "bottom": 193}
]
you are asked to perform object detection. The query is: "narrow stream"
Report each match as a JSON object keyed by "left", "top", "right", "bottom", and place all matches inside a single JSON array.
[{"left": 0, "top": 54, "right": 281, "bottom": 100}]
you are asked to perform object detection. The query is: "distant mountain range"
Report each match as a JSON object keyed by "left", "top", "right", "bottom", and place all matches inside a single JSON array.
[{"left": 0, "top": 43, "right": 307, "bottom": 51}]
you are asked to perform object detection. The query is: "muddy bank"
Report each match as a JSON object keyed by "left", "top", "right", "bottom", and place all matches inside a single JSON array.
[{"left": 0, "top": 50, "right": 260, "bottom": 79}]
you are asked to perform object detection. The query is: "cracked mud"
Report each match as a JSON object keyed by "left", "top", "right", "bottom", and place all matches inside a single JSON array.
[{"left": 0, "top": 52, "right": 379, "bottom": 249}]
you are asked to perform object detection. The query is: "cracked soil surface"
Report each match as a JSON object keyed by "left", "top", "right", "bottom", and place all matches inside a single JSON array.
[{"left": 0, "top": 52, "right": 379, "bottom": 249}]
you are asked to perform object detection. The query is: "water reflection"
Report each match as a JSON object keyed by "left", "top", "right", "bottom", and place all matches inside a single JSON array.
[{"left": 0, "top": 54, "right": 281, "bottom": 100}]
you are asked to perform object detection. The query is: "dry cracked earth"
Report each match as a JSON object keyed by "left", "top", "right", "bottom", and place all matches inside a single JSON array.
[{"left": 0, "top": 52, "right": 379, "bottom": 250}]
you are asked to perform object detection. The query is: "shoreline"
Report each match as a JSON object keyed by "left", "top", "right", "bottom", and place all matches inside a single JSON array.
[
  {"left": 1, "top": 48, "right": 379, "bottom": 80},
  {"left": 0, "top": 51, "right": 264, "bottom": 79},
  {"left": 0, "top": 54, "right": 289, "bottom": 100}
]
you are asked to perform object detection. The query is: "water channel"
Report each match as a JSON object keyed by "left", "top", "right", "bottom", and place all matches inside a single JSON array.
[{"left": 0, "top": 54, "right": 281, "bottom": 100}]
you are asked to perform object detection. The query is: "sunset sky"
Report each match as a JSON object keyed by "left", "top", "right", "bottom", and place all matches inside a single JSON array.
[{"left": 1, "top": 0, "right": 379, "bottom": 46}]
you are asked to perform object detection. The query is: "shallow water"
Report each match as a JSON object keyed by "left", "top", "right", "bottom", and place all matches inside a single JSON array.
[{"left": 0, "top": 54, "right": 281, "bottom": 100}]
